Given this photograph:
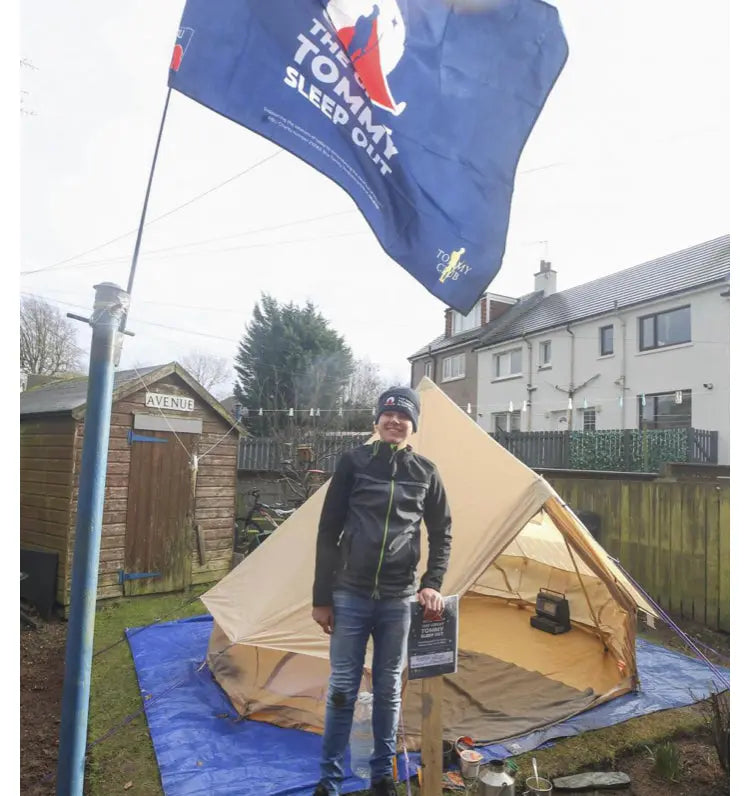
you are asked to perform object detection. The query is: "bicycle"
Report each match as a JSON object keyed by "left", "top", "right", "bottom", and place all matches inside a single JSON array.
[{"left": 234, "top": 490, "right": 296, "bottom": 556}]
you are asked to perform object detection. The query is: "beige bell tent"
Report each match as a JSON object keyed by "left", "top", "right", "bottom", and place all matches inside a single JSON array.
[{"left": 201, "top": 378, "right": 656, "bottom": 746}]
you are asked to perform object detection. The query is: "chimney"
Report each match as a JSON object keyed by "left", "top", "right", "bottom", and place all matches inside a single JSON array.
[
  {"left": 534, "top": 259, "right": 557, "bottom": 296},
  {"left": 444, "top": 308, "right": 453, "bottom": 337}
]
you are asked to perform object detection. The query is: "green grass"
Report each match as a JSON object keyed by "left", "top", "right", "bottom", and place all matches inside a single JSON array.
[
  {"left": 86, "top": 586, "right": 212, "bottom": 795},
  {"left": 84, "top": 591, "right": 712, "bottom": 795},
  {"left": 506, "top": 703, "right": 707, "bottom": 785}
]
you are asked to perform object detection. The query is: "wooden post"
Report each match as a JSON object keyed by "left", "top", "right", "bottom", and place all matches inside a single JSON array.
[{"left": 420, "top": 676, "right": 443, "bottom": 795}]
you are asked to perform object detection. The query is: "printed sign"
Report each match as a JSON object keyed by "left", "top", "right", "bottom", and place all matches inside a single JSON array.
[
  {"left": 145, "top": 392, "right": 195, "bottom": 413},
  {"left": 407, "top": 594, "right": 459, "bottom": 680}
]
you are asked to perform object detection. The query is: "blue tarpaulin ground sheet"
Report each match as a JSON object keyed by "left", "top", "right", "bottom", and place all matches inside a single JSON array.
[{"left": 126, "top": 615, "right": 729, "bottom": 796}]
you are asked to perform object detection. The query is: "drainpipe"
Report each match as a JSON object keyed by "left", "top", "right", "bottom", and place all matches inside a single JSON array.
[
  {"left": 614, "top": 302, "right": 627, "bottom": 427},
  {"left": 566, "top": 324, "right": 575, "bottom": 430},
  {"left": 521, "top": 333, "right": 533, "bottom": 431}
]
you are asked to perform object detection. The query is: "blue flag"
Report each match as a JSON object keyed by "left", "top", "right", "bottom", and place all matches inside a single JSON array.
[{"left": 168, "top": 0, "right": 568, "bottom": 313}]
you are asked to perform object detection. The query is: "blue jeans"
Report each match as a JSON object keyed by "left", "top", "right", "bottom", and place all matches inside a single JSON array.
[{"left": 319, "top": 589, "right": 411, "bottom": 794}]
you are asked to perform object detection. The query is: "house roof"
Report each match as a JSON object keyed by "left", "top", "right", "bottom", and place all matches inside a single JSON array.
[
  {"left": 475, "top": 235, "right": 729, "bottom": 349},
  {"left": 20, "top": 362, "right": 242, "bottom": 432},
  {"left": 408, "top": 291, "right": 545, "bottom": 359},
  {"left": 409, "top": 235, "right": 729, "bottom": 360}
]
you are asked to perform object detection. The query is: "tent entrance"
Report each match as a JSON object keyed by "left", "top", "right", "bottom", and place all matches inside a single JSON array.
[{"left": 400, "top": 594, "right": 622, "bottom": 745}]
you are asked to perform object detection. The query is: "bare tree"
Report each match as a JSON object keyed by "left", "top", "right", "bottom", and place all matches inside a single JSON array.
[
  {"left": 346, "top": 358, "right": 385, "bottom": 408},
  {"left": 20, "top": 296, "right": 83, "bottom": 376},
  {"left": 182, "top": 350, "right": 233, "bottom": 393}
]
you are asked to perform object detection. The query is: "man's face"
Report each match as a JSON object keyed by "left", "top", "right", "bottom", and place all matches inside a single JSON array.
[{"left": 376, "top": 410, "right": 413, "bottom": 445}]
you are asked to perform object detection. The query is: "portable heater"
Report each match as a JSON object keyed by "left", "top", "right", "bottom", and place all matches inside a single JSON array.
[{"left": 530, "top": 588, "right": 571, "bottom": 634}]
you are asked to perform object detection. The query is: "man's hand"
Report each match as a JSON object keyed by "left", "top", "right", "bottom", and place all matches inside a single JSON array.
[
  {"left": 418, "top": 588, "right": 444, "bottom": 621},
  {"left": 312, "top": 605, "right": 334, "bottom": 635}
]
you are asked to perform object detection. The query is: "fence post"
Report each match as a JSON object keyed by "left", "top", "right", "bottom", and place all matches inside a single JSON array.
[{"left": 686, "top": 428, "right": 695, "bottom": 462}]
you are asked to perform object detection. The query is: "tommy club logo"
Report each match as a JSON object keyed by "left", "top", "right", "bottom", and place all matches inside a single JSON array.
[{"left": 437, "top": 247, "right": 472, "bottom": 283}]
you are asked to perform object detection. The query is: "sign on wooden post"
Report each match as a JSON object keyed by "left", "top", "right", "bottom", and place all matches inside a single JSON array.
[{"left": 407, "top": 596, "right": 459, "bottom": 795}]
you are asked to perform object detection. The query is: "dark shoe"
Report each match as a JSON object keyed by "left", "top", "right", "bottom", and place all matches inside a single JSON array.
[
  {"left": 312, "top": 785, "right": 330, "bottom": 796},
  {"left": 371, "top": 776, "right": 397, "bottom": 796}
]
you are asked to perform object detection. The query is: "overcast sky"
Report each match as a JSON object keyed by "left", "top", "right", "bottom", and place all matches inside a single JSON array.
[{"left": 18, "top": 0, "right": 730, "bottom": 399}]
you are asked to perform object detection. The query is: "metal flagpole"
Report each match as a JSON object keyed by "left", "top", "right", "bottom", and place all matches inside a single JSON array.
[
  {"left": 56, "top": 284, "right": 129, "bottom": 795},
  {"left": 121, "top": 87, "right": 173, "bottom": 330},
  {"left": 56, "top": 88, "right": 172, "bottom": 796}
]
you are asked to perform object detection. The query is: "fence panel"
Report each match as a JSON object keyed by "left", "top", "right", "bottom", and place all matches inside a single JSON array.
[
  {"left": 492, "top": 428, "right": 717, "bottom": 472},
  {"left": 544, "top": 474, "right": 729, "bottom": 631},
  {"left": 238, "top": 434, "right": 369, "bottom": 472},
  {"left": 718, "top": 488, "right": 730, "bottom": 631}
]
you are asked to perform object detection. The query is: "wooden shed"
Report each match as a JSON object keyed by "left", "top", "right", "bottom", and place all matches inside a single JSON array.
[{"left": 20, "top": 362, "right": 240, "bottom": 608}]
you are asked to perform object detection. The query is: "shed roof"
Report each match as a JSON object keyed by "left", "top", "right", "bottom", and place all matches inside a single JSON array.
[{"left": 20, "top": 362, "right": 241, "bottom": 432}]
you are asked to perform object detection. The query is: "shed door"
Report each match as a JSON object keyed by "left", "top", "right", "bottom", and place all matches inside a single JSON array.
[{"left": 124, "top": 430, "right": 195, "bottom": 596}]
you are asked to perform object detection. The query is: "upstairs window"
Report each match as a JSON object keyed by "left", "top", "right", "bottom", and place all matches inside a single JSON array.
[
  {"left": 539, "top": 341, "right": 552, "bottom": 367},
  {"left": 493, "top": 349, "right": 522, "bottom": 379},
  {"left": 451, "top": 304, "right": 481, "bottom": 334},
  {"left": 639, "top": 306, "right": 691, "bottom": 351},
  {"left": 600, "top": 325, "right": 614, "bottom": 356},
  {"left": 442, "top": 353, "right": 465, "bottom": 381},
  {"left": 424, "top": 361, "right": 432, "bottom": 379}
]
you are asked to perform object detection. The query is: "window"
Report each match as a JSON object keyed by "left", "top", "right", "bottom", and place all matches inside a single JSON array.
[
  {"left": 451, "top": 304, "right": 481, "bottom": 334},
  {"left": 638, "top": 390, "right": 692, "bottom": 429},
  {"left": 492, "top": 411, "right": 522, "bottom": 433},
  {"left": 639, "top": 306, "right": 691, "bottom": 351},
  {"left": 493, "top": 348, "right": 522, "bottom": 379},
  {"left": 581, "top": 408, "right": 597, "bottom": 431},
  {"left": 442, "top": 353, "right": 465, "bottom": 381},
  {"left": 539, "top": 341, "right": 551, "bottom": 367},
  {"left": 424, "top": 361, "right": 432, "bottom": 379},
  {"left": 600, "top": 325, "right": 614, "bottom": 356}
]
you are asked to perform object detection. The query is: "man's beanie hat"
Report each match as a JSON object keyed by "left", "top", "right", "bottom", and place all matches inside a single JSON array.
[{"left": 375, "top": 386, "right": 421, "bottom": 432}]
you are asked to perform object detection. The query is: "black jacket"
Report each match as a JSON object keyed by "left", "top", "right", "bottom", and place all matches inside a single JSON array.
[{"left": 312, "top": 441, "right": 452, "bottom": 606}]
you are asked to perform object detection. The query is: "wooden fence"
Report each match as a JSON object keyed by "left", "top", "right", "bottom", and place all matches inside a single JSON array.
[
  {"left": 545, "top": 475, "right": 730, "bottom": 631},
  {"left": 492, "top": 428, "right": 718, "bottom": 472},
  {"left": 236, "top": 434, "right": 729, "bottom": 632},
  {"left": 238, "top": 433, "right": 369, "bottom": 472}
]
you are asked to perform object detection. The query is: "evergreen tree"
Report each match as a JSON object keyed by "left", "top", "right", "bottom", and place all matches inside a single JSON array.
[{"left": 234, "top": 294, "right": 354, "bottom": 434}]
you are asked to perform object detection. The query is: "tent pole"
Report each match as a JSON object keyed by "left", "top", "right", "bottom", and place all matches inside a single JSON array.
[{"left": 564, "top": 538, "right": 607, "bottom": 650}]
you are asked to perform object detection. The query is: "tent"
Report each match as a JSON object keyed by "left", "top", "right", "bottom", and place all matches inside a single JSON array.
[{"left": 201, "top": 378, "right": 656, "bottom": 747}]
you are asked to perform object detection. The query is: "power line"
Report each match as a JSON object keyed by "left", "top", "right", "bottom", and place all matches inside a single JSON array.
[
  {"left": 21, "top": 292, "right": 240, "bottom": 344},
  {"left": 65, "top": 208, "right": 357, "bottom": 267},
  {"left": 23, "top": 291, "right": 731, "bottom": 349},
  {"left": 26, "top": 228, "right": 366, "bottom": 274},
  {"left": 20, "top": 151, "right": 282, "bottom": 276}
]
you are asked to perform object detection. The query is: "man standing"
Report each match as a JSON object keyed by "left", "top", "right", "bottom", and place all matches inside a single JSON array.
[{"left": 312, "top": 387, "right": 452, "bottom": 796}]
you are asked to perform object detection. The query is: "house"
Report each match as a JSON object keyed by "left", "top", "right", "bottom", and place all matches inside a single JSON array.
[
  {"left": 408, "top": 291, "right": 543, "bottom": 414},
  {"left": 473, "top": 236, "right": 730, "bottom": 462},
  {"left": 20, "top": 362, "right": 242, "bottom": 610}
]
